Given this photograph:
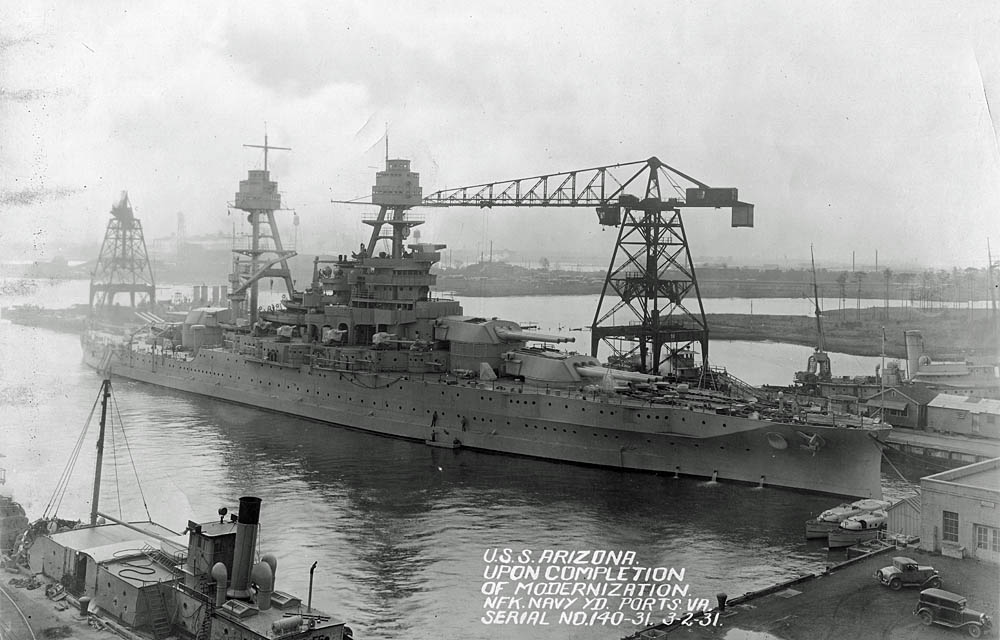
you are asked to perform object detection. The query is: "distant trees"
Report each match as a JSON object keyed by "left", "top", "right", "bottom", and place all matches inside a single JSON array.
[
  {"left": 836, "top": 271, "right": 848, "bottom": 315},
  {"left": 854, "top": 271, "right": 867, "bottom": 322},
  {"left": 883, "top": 268, "right": 892, "bottom": 320}
]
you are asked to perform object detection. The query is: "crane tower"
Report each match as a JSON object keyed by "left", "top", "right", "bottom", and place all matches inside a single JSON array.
[{"left": 89, "top": 191, "right": 156, "bottom": 316}]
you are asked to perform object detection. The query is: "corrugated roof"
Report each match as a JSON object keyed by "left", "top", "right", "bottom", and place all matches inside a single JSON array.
[
  {"left": 865, "top": 399, "right": 910, "bottom": 411},
  {"left": 928, "top": 394, "right": 1000, "bottom": 414}
]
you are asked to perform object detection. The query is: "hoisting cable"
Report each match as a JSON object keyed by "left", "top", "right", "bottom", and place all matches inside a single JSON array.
[
  {"left": 42, "top": 388, "right": 101, "bottom": 519},
  {"left": 109, "top": 383, "right": 153, "bottom": 522},
  {"left": 109, "top": 393, "right": 122, "bottom": 520}
]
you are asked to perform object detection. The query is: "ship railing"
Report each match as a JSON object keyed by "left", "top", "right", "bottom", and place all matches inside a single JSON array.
[
  {"left": 175, "top": 580, "right": 215, "bottom": 603},
  {"left": 141, "top": 542, "right": 188, "bottom": 568}
]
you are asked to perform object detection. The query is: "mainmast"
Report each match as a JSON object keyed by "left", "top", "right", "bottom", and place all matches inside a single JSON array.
[
  {"left": 229, "top": 132, "right": 297, "bottom": 325},
  {"left": 810, "top": 245, "right": 826, "bottom": 352}
]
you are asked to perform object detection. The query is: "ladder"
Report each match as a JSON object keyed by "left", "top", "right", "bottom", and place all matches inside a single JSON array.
[
  {"left": 196, "top": 600, "right": 214, "bottom": 640},
  {"left": 145, "top": 587, "right": 172, "bottom": 640}
]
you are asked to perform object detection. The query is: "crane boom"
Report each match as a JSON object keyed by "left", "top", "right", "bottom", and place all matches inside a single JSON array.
[
  {"left": 415, "top": 156, "right": 755, "bottom": 376},
  {"left": 424, "top": 157, "right": 753, "bottom": 228}
]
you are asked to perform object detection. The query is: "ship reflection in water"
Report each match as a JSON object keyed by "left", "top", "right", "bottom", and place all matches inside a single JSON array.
[{"left": 1, "top": 325, "right": 916, "bottom": 640}]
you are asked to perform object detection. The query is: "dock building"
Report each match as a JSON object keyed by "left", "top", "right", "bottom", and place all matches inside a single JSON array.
[{"left": 920, "top": 457, "right": 1000, "bottom": 564}]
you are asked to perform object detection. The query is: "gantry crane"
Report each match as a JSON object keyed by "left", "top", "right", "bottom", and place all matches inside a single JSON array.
[
  {"left": 344, "top": 155, "right": 753, "bottom": 375},
  {"left": 90, "top": 191, "right": 156, "bottom": 313}
]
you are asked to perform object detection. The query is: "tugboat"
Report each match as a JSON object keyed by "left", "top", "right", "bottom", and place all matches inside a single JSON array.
[{"left": 4, "top": 377, "right": 355, "bottom": 640}]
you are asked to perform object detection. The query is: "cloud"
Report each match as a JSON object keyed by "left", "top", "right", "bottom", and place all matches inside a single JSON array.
[
  {"left": 0, "top": 87, "right": 64, "bottom": 102},
  {"left": 0, "top": 185, "right": 79, "bottom": 207}
]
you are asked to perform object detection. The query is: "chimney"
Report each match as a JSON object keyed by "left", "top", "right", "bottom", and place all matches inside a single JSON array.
[{"left": 227, "top": 496, "right": 262, "bottom": 600}]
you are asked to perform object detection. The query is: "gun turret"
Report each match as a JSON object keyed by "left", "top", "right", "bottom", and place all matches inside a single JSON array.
[{"left": 494, "top": 327, "right": 574, "bottom": 344}]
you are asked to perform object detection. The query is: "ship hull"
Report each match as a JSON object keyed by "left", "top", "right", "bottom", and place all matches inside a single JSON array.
[
  {"left": 805, "top": 519, "right": 840, "bottom": 539},
  {"left": 83, "top": 342, "right": 890, "bottom": 499}
]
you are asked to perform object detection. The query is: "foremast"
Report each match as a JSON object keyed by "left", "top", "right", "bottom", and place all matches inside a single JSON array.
[{"left": 228, "top": 134, "right": 297, "bottom": 326}]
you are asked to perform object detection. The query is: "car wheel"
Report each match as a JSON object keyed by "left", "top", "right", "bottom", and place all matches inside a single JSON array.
[
  {"left": 928, "top": 577, "right": 941, "bottom": 588},
  {"left": 889, "top": 578, "right": 902, "bottom": 591},
  {"left": 967, "top": 624, "right": 983, "bottom": 638},
  {"left": 918, "top": 610, "right": 933, "bottom": 626}
]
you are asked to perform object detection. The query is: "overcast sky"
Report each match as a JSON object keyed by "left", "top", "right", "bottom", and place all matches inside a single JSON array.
[{"left": 3, "top": 1, "right": 999, "bottom": 270}]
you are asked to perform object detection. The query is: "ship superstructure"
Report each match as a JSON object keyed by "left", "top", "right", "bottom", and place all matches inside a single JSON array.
[{"left": 84, "top": 150, "right": 891, "bottom": 499}]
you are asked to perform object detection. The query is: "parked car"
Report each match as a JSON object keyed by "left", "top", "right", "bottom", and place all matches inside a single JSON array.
[
  {"left": 875, "top": 556, "right": 942, "bottom": 590},
  {"left": 914, "top": 588, "right": 992, "bottom": 637}
]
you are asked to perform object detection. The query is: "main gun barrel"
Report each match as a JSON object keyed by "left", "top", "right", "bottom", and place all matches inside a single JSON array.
[
  {"left": 494, "top": 327, "right": 575, "bottom": 344},
  {"left": 575, "top": 365, "right": 663, "bottom": 383}
]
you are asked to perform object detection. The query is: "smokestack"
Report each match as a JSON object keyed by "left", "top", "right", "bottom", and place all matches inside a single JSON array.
[
  {"left": 227, "top": 496, "right": 262, "bottom": 600},
  {"left": 211, "top": 563, "right": 228, "bottom": 607},
  {"left": 251, "top": 561, "right": 274, "bottom": 611}
]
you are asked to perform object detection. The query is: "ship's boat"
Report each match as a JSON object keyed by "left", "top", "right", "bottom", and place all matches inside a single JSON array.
[
  {"left": 827, "top": 510, "right": 889, "bottom": 548},
  {"left": 81, "top": 152, "right": 892, "bottom": 500},
  {"left": 805, "top": 498, "right": 891, "bottom": 539}
]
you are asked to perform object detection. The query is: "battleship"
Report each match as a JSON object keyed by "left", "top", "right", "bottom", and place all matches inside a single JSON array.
[{"left": 82, "top": 140, "right": 891, "bottom": 499}]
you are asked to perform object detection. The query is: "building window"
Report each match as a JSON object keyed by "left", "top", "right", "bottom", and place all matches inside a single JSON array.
[
  {"left": 942, "top": 510, "right": 959, "bottom": 543},
  {"left": 975, "top": 524, "right": 1000, "bottom": 552}
]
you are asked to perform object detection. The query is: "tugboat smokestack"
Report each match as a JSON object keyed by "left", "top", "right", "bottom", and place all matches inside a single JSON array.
[{"left": 227, "top": 496, "right": 262, "bottom": 600}]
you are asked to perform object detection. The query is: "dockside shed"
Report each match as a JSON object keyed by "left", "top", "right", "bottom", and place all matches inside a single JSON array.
[
  {"left": 920, "top": 457, "right": 1000, "bottom": 564},
  {"left": 926, "top": 395, "right": 1000, "bottom": 439}
]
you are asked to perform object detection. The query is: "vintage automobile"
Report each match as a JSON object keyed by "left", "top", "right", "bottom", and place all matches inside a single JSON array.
[
  {"left": 875, "top": 556, "right": 942, "bottom": 590},
  {"left": 914, "top": 588, "right": 993, "bottom": 637}
]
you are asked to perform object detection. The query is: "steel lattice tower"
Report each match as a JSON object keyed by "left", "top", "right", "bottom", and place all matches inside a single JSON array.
[{"left": 89, "top": 191, "right": 156, "bottom": 313}]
